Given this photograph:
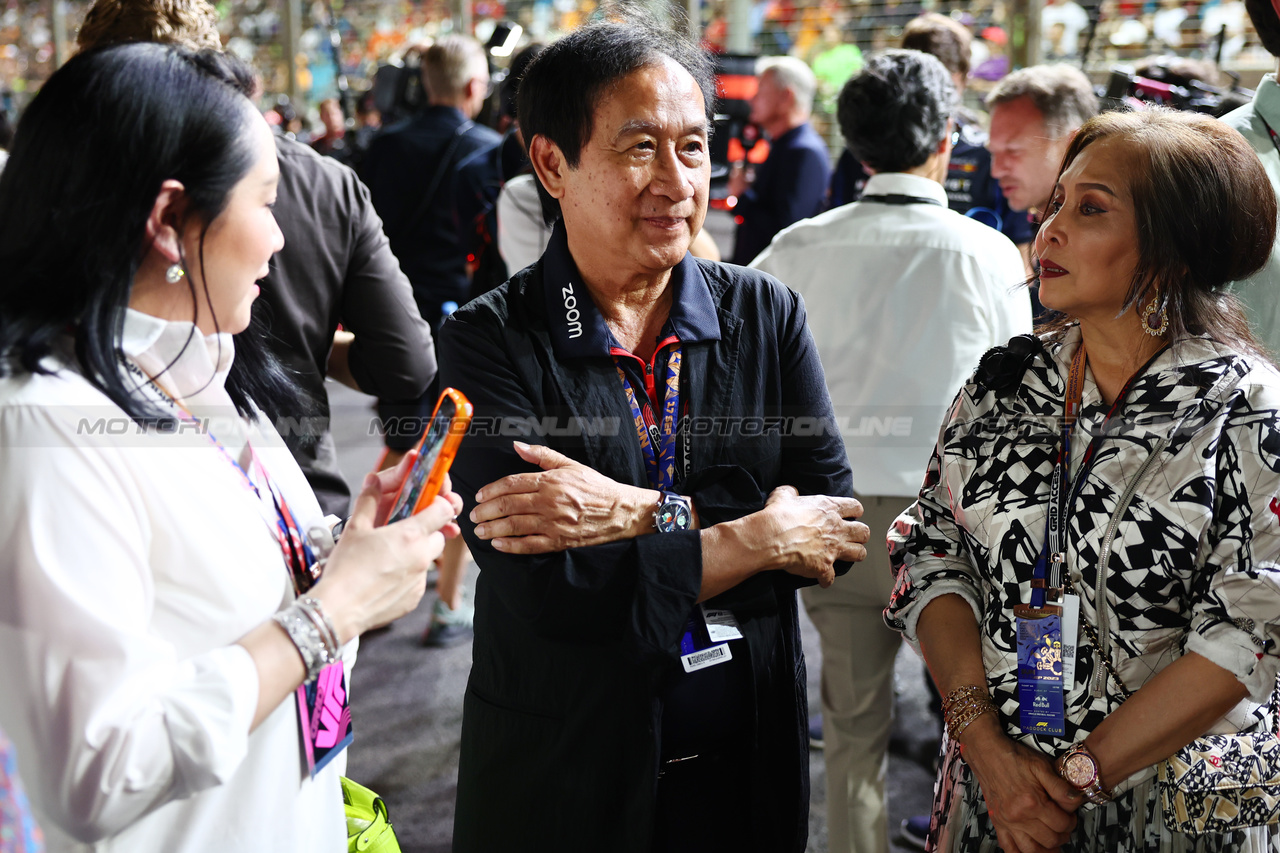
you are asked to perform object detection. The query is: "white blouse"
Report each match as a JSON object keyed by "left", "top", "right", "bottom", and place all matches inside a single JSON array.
[{"left": 0, "top": 310, "right": 347, "bottom": 852}]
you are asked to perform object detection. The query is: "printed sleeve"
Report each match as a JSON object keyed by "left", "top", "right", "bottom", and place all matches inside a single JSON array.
[
  {"left": 0, "top": 404, "right": 260, "bottom": 843},
  {"left": 1184, "top": 386, "right": 1280, "bottom": 702},
  {"left": 884, "top": 386, "right": 987, "bottom": 650}
]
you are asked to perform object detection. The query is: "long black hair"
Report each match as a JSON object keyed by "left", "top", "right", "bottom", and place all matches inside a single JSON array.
[{"left": 0, "top": 42, "right": 303, "bottom": 423}]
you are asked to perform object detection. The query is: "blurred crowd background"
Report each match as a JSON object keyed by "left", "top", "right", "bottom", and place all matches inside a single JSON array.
[{"left": 1, "top": 0, "right": 1272, "bottom": 167}]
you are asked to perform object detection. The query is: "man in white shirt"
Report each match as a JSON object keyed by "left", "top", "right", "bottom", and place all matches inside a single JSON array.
[
  {"left": 752, "top": 49, "right": 1031, "bottom": 853},
  {"left": 1220, "top": 0, "right": 1280, "bottom": 355}
]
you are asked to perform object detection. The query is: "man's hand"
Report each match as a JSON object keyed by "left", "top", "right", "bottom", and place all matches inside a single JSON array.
[
  {"left": 471, "top": 441, "right": 662, "bottom": 554},
  {"left": 753, "top": 486, "right": 869, "bottom": 586}
]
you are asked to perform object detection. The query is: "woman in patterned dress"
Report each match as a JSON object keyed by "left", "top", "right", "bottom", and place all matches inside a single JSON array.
[{"left": 886, "top": 108, "right": 1280, "bottom": 853}]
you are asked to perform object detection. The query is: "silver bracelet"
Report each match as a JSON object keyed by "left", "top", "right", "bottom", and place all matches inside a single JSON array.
[
  {"left": 273, "top": 596, "right": 340, "bottom": 682},
  {"left": 297, "top": 596, "right": 340, "bottom": 653}
]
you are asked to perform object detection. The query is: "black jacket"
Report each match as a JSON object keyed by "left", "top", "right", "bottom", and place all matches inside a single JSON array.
[
  {"left": 360, "top": 106, "right": 503, "bottom": 326},
  {"left": 439, "top": 235, "right": 852, "bottom": 853},
  {"left": 262, "top": 137, "right": 435, "bottom": 516}
]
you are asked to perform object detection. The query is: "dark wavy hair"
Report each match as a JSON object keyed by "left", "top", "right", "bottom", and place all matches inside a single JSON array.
[
  {"left": 1036, "top": 108, "right": 1276, "bottom": 360},
  {"left": 838, "top": 49, "right": 957, "bottom": 173},
  {"left": 517, "top": 14, "right": 715, "bottom": 224},
  {"left": 0, "top": 42, "right": 302, "bottom": 423}
]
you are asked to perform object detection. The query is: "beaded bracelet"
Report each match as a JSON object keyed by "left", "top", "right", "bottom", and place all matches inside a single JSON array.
[
  {"left": 942, "top": 685, "right": 997, "bottom": 742},
  {"left": 273, "top": 596, "right": 341, "bottom": 682}
]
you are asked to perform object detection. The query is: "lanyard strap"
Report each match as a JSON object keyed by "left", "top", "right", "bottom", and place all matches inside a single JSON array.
[
  {"left": 614, "top": 344, "right": 682, "bottom": 491},
  {"left": 860, "top": 193, "right": 945, "bottom": 207},
  {"left": 1031, "top": 341, "right": 1167, "bottom": 608},
  {"left": 121, "top": 359, "right": 317, "bottom": 592}
]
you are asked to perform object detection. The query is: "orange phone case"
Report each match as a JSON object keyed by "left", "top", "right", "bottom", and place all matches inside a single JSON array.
[{"left": 389, "top": 387, "right": 473, "bottom": 519}]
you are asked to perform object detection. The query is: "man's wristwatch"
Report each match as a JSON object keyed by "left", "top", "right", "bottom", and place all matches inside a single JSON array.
[
  {"left": 1056, "top": 743, "right": 1114, "bottom": 805},
  {"left": 654, "top": 491, "right": 693, "bottom": 533}
]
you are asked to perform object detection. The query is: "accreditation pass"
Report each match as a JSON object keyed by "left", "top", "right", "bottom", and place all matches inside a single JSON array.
[{"left": 679, "top": 606, "right": 744, "bottom": 673}]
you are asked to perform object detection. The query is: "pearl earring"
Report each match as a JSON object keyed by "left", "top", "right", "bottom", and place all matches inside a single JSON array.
[{"left": 165, "top": 263, "right": 186, "bottom": 284}]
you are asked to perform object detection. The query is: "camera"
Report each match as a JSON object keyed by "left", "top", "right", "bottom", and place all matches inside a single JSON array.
[{"left": 1100, "top": 58, "right": 1254, "bottom": 118}]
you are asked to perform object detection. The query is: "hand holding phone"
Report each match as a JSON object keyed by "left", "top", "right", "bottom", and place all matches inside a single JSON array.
[{"left": 384, "top": 388, "right": 473, "bottom": 524}]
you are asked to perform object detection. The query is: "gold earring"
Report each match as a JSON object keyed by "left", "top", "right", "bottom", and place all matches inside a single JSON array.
[{"left": 1141, "top": 295, "right": 1168, "bottom": 337}]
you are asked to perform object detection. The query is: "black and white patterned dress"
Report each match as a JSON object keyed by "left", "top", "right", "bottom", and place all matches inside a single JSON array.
[{"left": 886, "top": 326, "right": 1280, "bottom": 852}]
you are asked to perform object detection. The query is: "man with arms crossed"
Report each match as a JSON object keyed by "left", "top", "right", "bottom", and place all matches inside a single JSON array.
[{"left": 439, "top": 18, "right": 868, "bottom": 852}]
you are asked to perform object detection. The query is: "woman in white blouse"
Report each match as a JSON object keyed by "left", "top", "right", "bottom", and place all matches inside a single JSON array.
[
  {"left": 0, "top": 44, "right": 459, "bottom": 852},
  {"left": 886, "top": 109, "right": 1280, "bottom": 852}
]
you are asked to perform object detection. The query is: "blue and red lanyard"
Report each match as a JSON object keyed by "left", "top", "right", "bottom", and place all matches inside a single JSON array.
[
  {"left": 612, "top": 334, "right": 682, "bottom": 491},
  {"left": 1029, "top": 342, "right": 1166, "bottom": 609},
  {"left": 124, "top": 361, "right": 318, "bottom": 594}
]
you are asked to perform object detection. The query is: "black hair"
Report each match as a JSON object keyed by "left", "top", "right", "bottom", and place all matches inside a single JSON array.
[
  {"left": 837, "top": 49, "right": 957, "bottom": 173},
  {"left": 500, "top": 42, "right": 544, "bottom": 120},
  {"left": 1246, "top": 0, "right": 1280, "bottom": 57},
  {"left": 0, "top": 42, "right": 302, "bottom": 425},
  {"left": 901, "top": 13, "right": 972, "bottom": 79},
  {"left": 517, "top": 14, "right": 715, "bottom": 223}
]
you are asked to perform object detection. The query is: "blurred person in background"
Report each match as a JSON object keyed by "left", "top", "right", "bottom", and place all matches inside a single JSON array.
[
  {"left": 346, "top": 90, "right": 381, "bottom": 171},
  {"left": 987, "top": 64, "right": 1098, "bottom": 267},
  {"left": 0, "top": 109, "right": 12, "bottom": 175},
  {"left": 1041, "top": 0, "right": 1089, "bottom": 58},
  {"left": 77, "top": 0, "right": 438, "bottom": 521},
  {"left": 0, "top": 42, "right": 459, "bottom": 852},
  {"left": 361, "top": 34, "right": 502, "bottom": 331},
  {"left": 901, "top": 13, "right": 1037, "bottom": 270},
  {"left": 987, "top": 64, "right": 1099, "bottom": 217},
  {"left": 753, "top": 49, "right": 1031, "bottom": 853},
  {"left": 727, "top": 55, "right": 831, "bottom": 265},
  {"left": 1220, "top": 0, "right": 1280, "bottom": 356},
  {"left": 362, "top": 34, "right": 504, "bottom": 647},
  {"left": 310, "top": 97, "right": 351, "bottom": 164}
]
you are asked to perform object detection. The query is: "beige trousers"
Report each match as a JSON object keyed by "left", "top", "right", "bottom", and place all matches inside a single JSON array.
[{"left": 801, "top": 495, "right": 912, "bottom": 853}]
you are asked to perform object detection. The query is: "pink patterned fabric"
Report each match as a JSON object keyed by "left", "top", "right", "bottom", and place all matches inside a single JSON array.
[{"left": 0, "top": 730, "right": 41, "bottom": 853}]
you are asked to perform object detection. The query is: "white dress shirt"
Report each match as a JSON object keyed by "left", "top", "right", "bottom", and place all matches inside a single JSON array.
[
  {"left": 496, "top": 173, "right": 553, "bottom": 275},
  {"left": 0, "top": 310, "right": 347, "bottom": 852},
  {"left": 752, "top": 171, "right": 1032, "bottom": 497}
]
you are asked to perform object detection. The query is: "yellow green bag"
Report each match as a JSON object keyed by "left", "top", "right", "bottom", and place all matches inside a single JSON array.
[{"left": 341, "top": 777, "right": 402, "bottom": 853}]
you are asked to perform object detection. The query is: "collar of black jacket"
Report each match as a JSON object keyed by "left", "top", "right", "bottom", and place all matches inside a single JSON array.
[{"left": 541, "top": 219, "right": 721, "bottom": 359}]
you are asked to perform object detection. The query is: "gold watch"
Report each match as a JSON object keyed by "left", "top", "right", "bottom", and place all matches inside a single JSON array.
[{"left": 1056, "top": 743, "right": 1113, "bottom": 805}]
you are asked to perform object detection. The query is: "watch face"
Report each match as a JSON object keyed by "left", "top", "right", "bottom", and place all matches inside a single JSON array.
[
  {"left": 1062, "top": 751, "right": 1098, "bottom": 788},
  {"left": 657, "top": 502, "right": 691, "bottom": 532}
]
